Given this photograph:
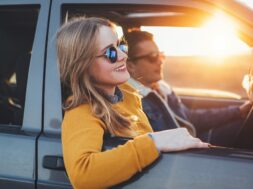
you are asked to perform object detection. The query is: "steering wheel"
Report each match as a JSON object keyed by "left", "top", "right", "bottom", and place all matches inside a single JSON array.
[{"left": 234, "top": 105, "right": 253, "bottom": 149}]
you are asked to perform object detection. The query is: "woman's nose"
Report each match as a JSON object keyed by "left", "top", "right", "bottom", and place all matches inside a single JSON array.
[{"left": 117, "top": 47, "right": 128, "bottom": 61}]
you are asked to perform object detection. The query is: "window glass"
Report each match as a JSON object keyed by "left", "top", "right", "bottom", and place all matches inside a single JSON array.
[
  {"left": 0, "top": 6, "right": 38, "bottom": 126},
  {"left": 64, "top": 6, "right": 253, "bottom": 99},
  {"left": 142, "top": 13, "right": 253, "bottom": 99}
]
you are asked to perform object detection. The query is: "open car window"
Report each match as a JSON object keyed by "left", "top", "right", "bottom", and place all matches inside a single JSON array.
[
  {"left": 142, "top": 23, "right": 253, "bottom": 100},
  {"left": 63, "top": 4, "right": 253, "bottom": 100}
]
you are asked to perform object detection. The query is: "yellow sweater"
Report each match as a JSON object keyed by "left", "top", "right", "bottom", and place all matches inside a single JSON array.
[{"left": 62, "top": 84, "right": 160, "bottom": 189}]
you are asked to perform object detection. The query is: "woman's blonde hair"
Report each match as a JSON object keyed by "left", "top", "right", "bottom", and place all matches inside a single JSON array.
[{"left": 57, "top": 17, "right": 135, "bottom": 137}]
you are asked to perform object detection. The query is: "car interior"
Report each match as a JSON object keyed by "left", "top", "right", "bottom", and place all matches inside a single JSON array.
[
  {"left": 60, "top": 4, "right": 253, "bottom": 151},
  {"left": 1, "top": 2, "right": 253, "bottom": 189},
  {"left": 0, "top": 6, "right": 38, "bottom": 126},
  {"left": 1, "top": 4, "right": 252, "bottom": 148}
]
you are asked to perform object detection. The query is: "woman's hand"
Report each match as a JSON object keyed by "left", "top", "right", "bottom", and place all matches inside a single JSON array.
[{"left": 150, "top": 128, "right": 209, "bottom": 152}]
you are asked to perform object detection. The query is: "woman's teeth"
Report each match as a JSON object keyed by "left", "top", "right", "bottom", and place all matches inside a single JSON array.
[{"left": 115, "top": 65, "right": 126, "bottom": 72}]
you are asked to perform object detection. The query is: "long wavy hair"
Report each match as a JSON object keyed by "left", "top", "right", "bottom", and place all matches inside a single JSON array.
[{"left": 57, "top": 17, "right": 135, "bottom": 137}]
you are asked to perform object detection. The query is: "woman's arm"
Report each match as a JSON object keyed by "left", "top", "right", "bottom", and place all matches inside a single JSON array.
[{"left": 62, "top": 108, "right": 159, "bottom": 189}]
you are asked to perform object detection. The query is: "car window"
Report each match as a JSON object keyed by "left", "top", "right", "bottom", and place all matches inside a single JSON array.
[
  {"left": 142, "top": 23, "right": 253, "bottom": 99},
  {"left": 0, "top": 6, "right": 38, "bottom": 127},
  {"left": 63, "top": 5, "right": 253, "bottom": 100}
]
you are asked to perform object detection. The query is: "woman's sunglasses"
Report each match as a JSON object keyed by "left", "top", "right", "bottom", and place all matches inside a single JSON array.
[
  {"left": 96, "top": 42, "right": 128, "bottom": 64},
  {"left": 130, "top": 52, "right": 165, "bottom": 63}
]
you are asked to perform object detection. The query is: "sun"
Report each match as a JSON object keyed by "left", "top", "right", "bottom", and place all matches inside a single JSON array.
[
  {"left": 199, "top": 11, "right": 249, "bottom": 57},
  {"left": 141, "top": 11, "right": 251, "bottom": 57}
]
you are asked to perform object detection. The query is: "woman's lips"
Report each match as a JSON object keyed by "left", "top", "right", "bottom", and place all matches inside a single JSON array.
[{"left": 115, "top": 65, "right": 127, "bottom": 72}]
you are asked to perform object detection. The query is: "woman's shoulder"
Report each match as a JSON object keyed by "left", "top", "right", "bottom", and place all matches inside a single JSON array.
[
  {"left": 63, "top": 104, "right": 105, "bottom": 129},
  {"left": 119, "top": 83, "right": 141, "bottom": 98},
  {"left": 64, "top": 104, "right": 94, "bottom": 122},
  {"left": 119, "top": 82, "right": 137, "bottom": 92},
  {"left": 65, "top": 103, "right": 91, "bottom": 114},
  {"left": 118, "top": 83, "right": 142, "bottom": 107}
]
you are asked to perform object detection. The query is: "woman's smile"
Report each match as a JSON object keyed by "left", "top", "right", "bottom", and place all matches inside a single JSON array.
[{"left": 114, "top": 64, "right": 127, "bottom": 72}]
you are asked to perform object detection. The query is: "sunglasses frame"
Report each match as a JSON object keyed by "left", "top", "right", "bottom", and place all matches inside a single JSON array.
[
  {"left": 96, "top": 43, "right": 128, "bottom": 64},
  {"left": 129, "top": 51, "right": 164, "bottom": 63}
]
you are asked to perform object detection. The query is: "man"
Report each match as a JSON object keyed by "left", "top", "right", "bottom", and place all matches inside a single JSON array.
[{"left": 125, "top": 30, "right": 251, "bottom": 146}]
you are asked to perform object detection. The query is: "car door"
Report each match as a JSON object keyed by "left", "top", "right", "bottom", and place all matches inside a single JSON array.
[
  {"left": 39, "top": 0, "right": 253, "bottom": 189},
  {"left": 0, "top": 0, "right": 50, "bottom": 188},
  {"left": 36, "top": 0, "right": 71, "bottom": 188}
]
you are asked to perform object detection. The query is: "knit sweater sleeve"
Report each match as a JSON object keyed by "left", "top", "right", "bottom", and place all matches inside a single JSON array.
[{"left": 62, "top": 106, "right": 159, "bottom": 189}]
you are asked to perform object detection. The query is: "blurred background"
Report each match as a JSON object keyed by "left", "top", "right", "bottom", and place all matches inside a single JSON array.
[{"left": 136, "top": 0, "right": 253, "bottom": 99}]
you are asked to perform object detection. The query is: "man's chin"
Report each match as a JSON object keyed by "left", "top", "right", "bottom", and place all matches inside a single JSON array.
[{"left": 153, "top": 76, "right": 162, "bottom": 83}]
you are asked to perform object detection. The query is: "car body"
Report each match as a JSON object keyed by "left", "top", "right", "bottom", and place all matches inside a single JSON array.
[{"left": 1, "top": 0, "right": 253, "bottom": 188}]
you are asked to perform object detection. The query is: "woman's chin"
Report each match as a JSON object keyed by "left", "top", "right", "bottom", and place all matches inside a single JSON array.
[{"left": 116, "top": 72, "right": 130, "bottom": 84}]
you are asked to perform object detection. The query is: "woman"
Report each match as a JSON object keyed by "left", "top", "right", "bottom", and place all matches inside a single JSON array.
[{"left": 57, "top": 17, "right": 209, "bottom": 189}]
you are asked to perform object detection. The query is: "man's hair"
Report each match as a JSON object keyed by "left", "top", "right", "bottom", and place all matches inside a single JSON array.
[{"left": 125, "top": 30, "right": 154, "bottom": 58}]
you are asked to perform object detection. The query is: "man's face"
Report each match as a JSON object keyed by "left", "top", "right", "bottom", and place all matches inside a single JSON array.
[{"left": 127, "top": 40, "right": 164, "bottom": 87}]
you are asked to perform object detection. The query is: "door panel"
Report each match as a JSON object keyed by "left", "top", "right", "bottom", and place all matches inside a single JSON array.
[
  {"left": 37, "top": 0, "right": 69, "bottom": 188},
  {"left": 116, "top": 148, "right": 253, "bottom": 189},
  {"left": 0, "top": 0, "right": 50, "bottom": 188},
  {"left": 40, "top": 1, "right": 253, "bottom": 189},
  {"left": 0, "top": 134, "right": 36, "bottom": 189},
  {"left": 37, "top": 136, "right": 71, "bottom": 189}
]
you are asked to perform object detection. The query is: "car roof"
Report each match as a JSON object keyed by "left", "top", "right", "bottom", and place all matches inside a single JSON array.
[{"left": 62, "top": 0, "right": 253, "bottom": 46}]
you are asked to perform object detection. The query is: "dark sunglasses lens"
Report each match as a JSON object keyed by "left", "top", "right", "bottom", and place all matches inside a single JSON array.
[
  {"left": 148, "top": 53, "right": 160, "bottom": 62},
  {"left": 105, "top": 46, "right": 117, "bottom": 63}
]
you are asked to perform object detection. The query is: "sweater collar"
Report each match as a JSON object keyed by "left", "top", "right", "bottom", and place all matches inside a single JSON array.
[{"left": 102, "top": 86, "right": 123, "bottom": 104}]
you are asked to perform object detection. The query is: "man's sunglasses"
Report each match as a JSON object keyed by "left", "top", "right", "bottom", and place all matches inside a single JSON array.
[
  {"left": 130, "top": 52, "right": 165, "bottom": 63},
  {"left": 96, "top": 42, "right": 128, "bottom": 64}
]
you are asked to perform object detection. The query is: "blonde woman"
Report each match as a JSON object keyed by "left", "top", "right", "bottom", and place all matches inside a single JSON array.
[{"left": 57, "top": 17, "right": 209, "bottom": 189}]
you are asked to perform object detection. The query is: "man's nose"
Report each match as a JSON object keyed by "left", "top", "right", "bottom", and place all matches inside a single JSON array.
[
  {"left": 155, "top": 56, "right": 163, "bottom": 65},
  {"left": 158, "top": 53, "right": 165, "bottom": 64}
]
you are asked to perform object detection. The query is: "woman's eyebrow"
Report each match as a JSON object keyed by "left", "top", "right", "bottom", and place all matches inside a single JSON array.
[
  {"left": 101, "top": 43, "right": 113, "bottom": 52},
  {"left": 100, "top": 39, "right": 119, "bottom": 52}
]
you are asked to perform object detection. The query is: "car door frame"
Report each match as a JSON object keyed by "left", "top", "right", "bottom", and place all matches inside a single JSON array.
[
  {"left": 41, "top": 0, "right": 253, "bottom": 188},
  {"left": 0, "top": 0, "right": 50, "bottom": 189}
]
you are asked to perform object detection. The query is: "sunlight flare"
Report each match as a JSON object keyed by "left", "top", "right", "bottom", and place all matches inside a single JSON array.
[
  {"left": 199, "top": 11, "right": 249, "bottom": 57},
  {"left": 142, "top": 11, "right": 251, "bottom": 57}
]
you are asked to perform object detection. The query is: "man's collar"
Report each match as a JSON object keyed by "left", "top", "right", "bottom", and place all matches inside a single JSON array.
[
  {"left": 128, "top": 78, "right": 173, "bottom": 97},
  {"left": 127, "top": 78, "right": 152, "bottom": 97}
]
